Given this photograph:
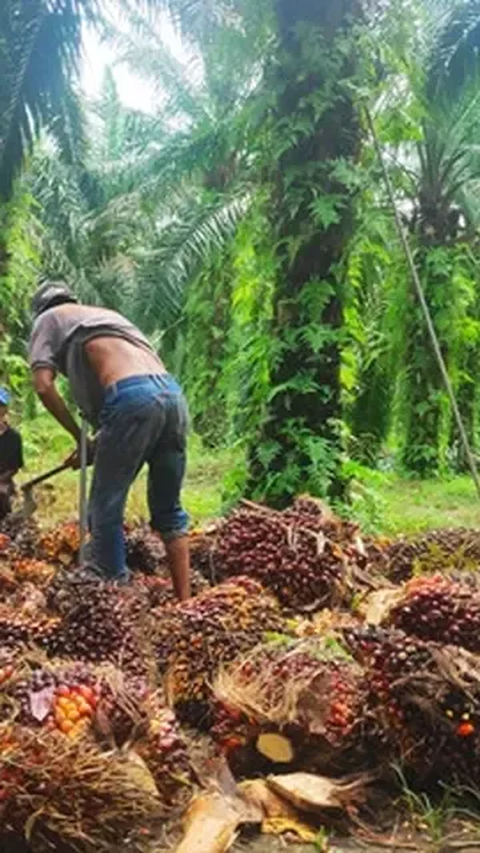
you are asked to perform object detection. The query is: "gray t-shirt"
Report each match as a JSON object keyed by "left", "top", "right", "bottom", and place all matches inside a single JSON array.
[{"left": 29, "top": 304, "right": 155, "bottom": 426}]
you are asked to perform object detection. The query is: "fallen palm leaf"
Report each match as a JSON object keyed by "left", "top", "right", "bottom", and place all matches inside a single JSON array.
[
  {"left": 173, "top": 789, "right": 262, "bottom": 853},
  {"left": 267, "top": 772, "right": 368, "bottom": 813},
  {"left": 238, "top": 778, "right": 298, "bottom": 819}
]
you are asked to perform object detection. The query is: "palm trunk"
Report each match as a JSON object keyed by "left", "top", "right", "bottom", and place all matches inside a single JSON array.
[{"left": 246, "top": 0, "right": 361, "bottom": 506}]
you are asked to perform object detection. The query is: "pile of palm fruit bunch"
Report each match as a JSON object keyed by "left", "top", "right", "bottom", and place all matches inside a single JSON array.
[
  {"left": 211, "top": 637, "right": 367, "bottom": 775},
  {"left": 383, "top": 574, "right": 480, "bottom": 652},
  {"left": 153, "top": 577, "right": 285, "bottom": 725},
  {"left": 384, "top": 527, "right": 480, "bottom": 583},
  {"left": 344, "top": 624, "right": 480, "bottom": 786},
  {"left": 210, "top": 497, "right": 369, "bottom": 612},
  {"left": 6, "top": 499, "right": 480, "bottom": 847}
]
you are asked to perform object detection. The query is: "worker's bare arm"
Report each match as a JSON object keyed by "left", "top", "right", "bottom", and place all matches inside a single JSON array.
[{"left": 32, "top": 367, "right": 82, "bottom": 444}]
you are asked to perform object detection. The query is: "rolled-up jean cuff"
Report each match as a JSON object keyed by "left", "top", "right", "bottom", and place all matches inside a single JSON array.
[{"left": 153, "top": 526, "right": 189, "bottom": 542}]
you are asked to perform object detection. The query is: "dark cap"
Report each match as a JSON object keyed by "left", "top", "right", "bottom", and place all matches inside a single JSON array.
[{"left": 31, "top": 281, "right": 78, "bottom": 317}]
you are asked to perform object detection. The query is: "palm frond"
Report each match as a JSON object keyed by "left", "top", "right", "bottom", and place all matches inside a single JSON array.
[
  {"left": 103, "top": 10, "right": 209, "bottom": 125},
  {"left": 133, "top": 192, "right": 250, "bottom": 330},
  {"left": 426, "top": 0, "right": 480, "bottom": 101},
  {"left": 0, "top": 0, "right": 100, "bottom": 199}
]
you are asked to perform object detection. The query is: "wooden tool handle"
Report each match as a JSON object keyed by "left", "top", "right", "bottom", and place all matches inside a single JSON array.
[{"left": 21, "top": 461, "right": 71, "bottom": 491}]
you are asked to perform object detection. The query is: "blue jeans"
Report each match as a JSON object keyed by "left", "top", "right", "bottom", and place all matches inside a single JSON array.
[{"left": 88, "top": 374, "right": 189, "bottom": 582}]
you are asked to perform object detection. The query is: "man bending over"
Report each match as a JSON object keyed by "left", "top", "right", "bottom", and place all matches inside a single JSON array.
[{"left": 28, "top": 281, "right": 190, "bottom": 597}]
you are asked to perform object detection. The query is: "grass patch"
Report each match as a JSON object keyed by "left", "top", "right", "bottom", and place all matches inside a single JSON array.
[{"left": 375, "top": 474, "right": 480, "bottom": 536}]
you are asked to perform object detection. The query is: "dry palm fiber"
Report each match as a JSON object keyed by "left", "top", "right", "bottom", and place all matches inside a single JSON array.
[
  {"left": 385, "top": 528, "right": 480, "bottom": 583},
  {"left": 212, "top": 499, "right": 355, "bottom": 612},
  {"left": 212, "top": 638, "right": 366, "bottom": 774},
  {"left": 385, "top": 574, "right": 480, "bottom": 652},
  {"left": 345, "top": 624, "right": 480, "bottom": 784},
  {"left": 153, "top": 577, "right": 284, "bottom": 725},
  {"left": 0, "top": 721, "right": 164, "bottom": 852}
]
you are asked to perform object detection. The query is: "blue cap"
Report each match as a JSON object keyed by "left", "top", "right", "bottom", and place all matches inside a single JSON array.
[{"left": 0, "top": 388, "right": 10, "bottom": 406}]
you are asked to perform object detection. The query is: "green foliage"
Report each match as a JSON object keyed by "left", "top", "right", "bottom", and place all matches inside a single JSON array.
[
  {"left": 5, "top": 0, "right": 480, "bottom": 515},
  {"left": 0, "top": 189, "right": 41, "bottom": 411}
]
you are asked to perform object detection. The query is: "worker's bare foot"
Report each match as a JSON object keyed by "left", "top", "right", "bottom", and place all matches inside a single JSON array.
[{"left": 164, "top": 535, "right": 191, "bottom": 601}]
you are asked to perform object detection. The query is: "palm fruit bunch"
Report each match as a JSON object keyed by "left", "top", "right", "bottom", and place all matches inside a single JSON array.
[
  {"left": 135, "top": 705, "right": 194, "bottom": 805},
  {"left": 211, "top": 638, "right": 366, "bottom": 775},
  {"left": 45, "top": 573, "right": 149, "bottom": 676},
  {"left": 0, "top": 605, "right": 61, "bottom": 652},
  {"left": 0, "top": 533, "right": 11, "bottom": 554},
  {"left": 12, "top": 662, "right": 99, "bottom": 738},
  {"left": 284, "top": 496, "right": 360, "bottom": 544},
  {"left": 0, "top": 566, "right": 18, "bottom": 600},
  {"left": 343, "top": 625, "right": 440, "bottom": 771},
  {"left": 36, "top": 521, "right": 80, "bottom": 566},
  {"left": 0, "top": 515, "right": 38, "bottom": 557},
  {"left": 212, "top": 499, "right": 350, "bottom": 612},
  {"left": 153, "top": 577, "right": 284, "bottom": 725},
  {"left": 188, "top": 525, "right": 220, "bottom": 581},
  {"left": 10, "top": 661, "right": 158, "bottom": 750},
  {"left": 12, "top": 558, "right": 55, "bottom": 587},
  {"left": 125, "top": 522, "right": 166, "bottom": 574},
  {"left": 132, "top": 569, "right": 208, "bottom": 609},
  {"left": 343, "top": 625, "right": 480, "bottom": 783},
  {"left": 0, "top": 722, "right": 162, "bottom": 852},
  {"left": 385, "top": 528, "right": 480, "bottom": 583},
  {"left": 386, "top": 574, "right": 480, "bottom": 652}
]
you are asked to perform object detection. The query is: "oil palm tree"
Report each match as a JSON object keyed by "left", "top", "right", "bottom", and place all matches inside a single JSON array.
[
  {"left": 392, "top": 0, "right": 480, "bottom": 474},
  {"left": 243, "top": 0, "right": 363, "bottom": 504}
]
